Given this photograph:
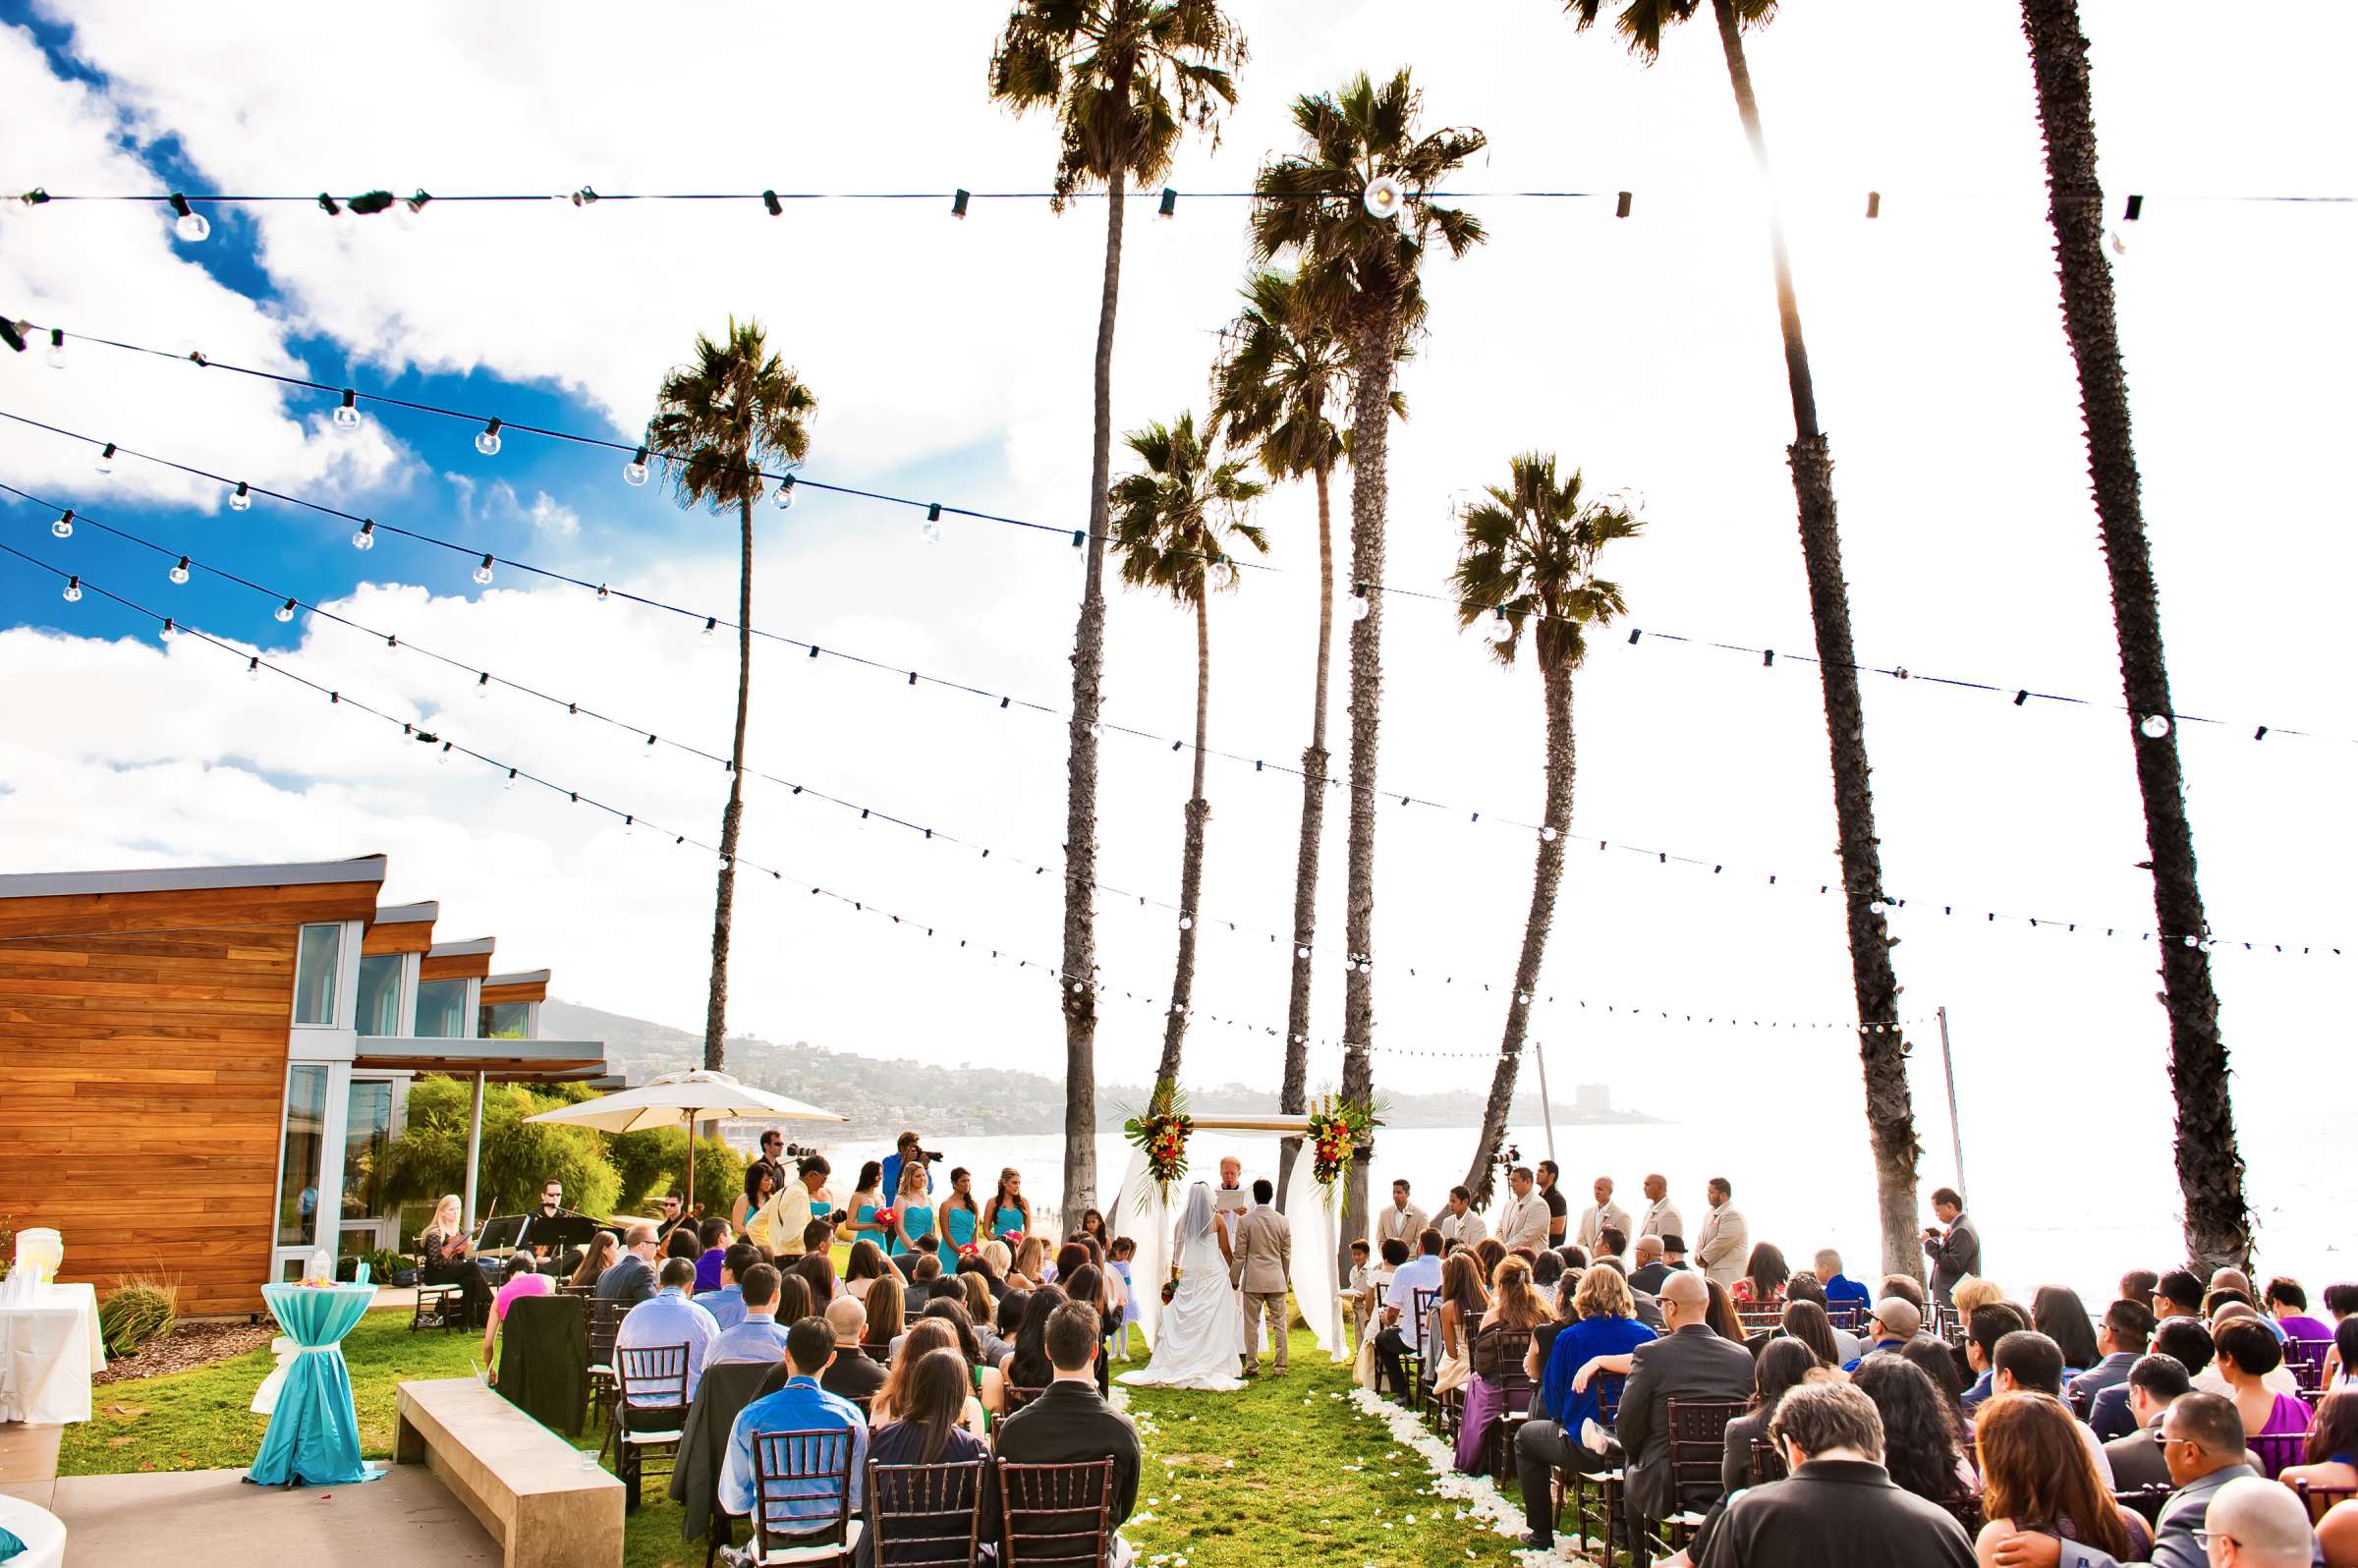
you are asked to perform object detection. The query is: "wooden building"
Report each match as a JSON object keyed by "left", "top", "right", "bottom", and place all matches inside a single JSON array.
[{"left": 0, "top": 857, "right": 605, "bottom": 1316}]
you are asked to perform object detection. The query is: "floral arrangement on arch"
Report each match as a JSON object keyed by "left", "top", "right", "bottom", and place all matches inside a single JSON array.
[
  {"left": 1120, "top": 1080, "right": 1195, "bottom": 1195},
  {"left": 1305, "top": 1095, "right": 1382, "bottom": 1200}
]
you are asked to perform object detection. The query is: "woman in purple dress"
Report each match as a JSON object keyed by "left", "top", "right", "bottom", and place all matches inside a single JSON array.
[{"left": 1454, "top": 1256, "right": 1549, "bottom": 1474}]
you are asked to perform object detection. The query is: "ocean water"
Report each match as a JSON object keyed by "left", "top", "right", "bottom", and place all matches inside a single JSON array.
[{"left": 756, "top": 1116, "right": 2351, "bottom": 1305}]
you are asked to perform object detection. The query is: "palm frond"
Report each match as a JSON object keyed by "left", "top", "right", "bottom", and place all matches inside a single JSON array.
[{"left": 1450, "top": 451, "right": 1645, "bottom": 668}]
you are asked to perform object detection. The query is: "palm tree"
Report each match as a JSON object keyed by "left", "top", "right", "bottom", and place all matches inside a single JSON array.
[
  {"left": 989, "top": 0, "right": 1246, "bottom": 1217},
  {"left": 1108, "top": 413, "right": 1267, "bottom": 1089},
  {"left": 1251, "top": 72, "right": 1486, "bottom": 1266},
  {"left": 1450, "top": 457, "right": 1641, "bottom": 1209},
  {"left": 1207, "top": 268, "right": 1366, "bottom": 1197},
  {"left": 2018, "top": 0, "right": 2247, "bottom": 1270},
  {"left": 646, "top": 320, "right": 816, "bottom": 1077},
  {"left": 1567, "top": 0, "right": 1923, "bottom": 1277}
]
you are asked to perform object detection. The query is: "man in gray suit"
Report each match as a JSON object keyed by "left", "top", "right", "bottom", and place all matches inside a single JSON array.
[
  {"left": 1921, "top": 1187, "right": 1980, "bottom": 1308},
  {"left": 1614, "top": 1271, "right": 1755, "bottom": 1537},
  {"left": 1232, "top": 1178, "right": 1293, "bottom": 1377}
]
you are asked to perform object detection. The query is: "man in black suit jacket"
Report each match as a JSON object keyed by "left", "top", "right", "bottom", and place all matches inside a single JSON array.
[
  {"left": 1614, "top": 1271, "right": 1756, "bottom": 1530},
  {"left": 995, "top": 1302, "right": 1142, "bottom": 1546},
  {"left": 817, "top": 1296, "right": 887, "bottom": 1404},
  {"left": 1699, "top": 1381, "right": 1973, "bottom": 1567},
  {"left": 595, "top": 1223, "right": 659, "bottom": 1306},
  {"left": 1920, "top": 1188, "right": 1980, "bottom": 1307},
  {"left": 2101, "top": 1351, "right": 2193, "bottom": 1492}
]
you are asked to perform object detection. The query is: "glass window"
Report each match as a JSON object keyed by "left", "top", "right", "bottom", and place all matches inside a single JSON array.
[
  {"left": 276, "top": 1064, "right": 328, "bottom": 1247},
  {"left": 415, "top": 979, "right": 469, "bottom": 1038},
  {"left": 478, "top": 1000, "right": 532, "bottom": 1039},
  {"left": 340, "top": 1079, "right": 394, "bottom": 1222},
  {"left": 355, "top": 954, "right": 404, "bottom": 1037},
  {"left": 293, "top": 923, "right": 343, "bottom": 1026}
]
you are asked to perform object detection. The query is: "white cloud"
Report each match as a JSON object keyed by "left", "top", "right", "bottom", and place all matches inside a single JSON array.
[{"left": 444, "top": 473, "right": 577, "bottom": 540}]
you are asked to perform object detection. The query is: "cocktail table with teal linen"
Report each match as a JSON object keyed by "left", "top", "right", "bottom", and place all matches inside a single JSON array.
[{"left": 245, "top": 1281, "right": 383, "bottom": 1487}]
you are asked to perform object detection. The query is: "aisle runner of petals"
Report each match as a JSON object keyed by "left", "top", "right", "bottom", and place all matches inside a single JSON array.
[{"left": 1343, "top": 1386, "right": 1595, "bottom": 1565}]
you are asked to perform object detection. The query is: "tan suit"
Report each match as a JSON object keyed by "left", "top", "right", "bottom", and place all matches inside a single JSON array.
[
  {"left": 1373, "top": 1202, "right": 1430, "bottom": 1257},
  {"left": 1232, "top": 1204, "right": 1293, "bottom": 1372},
  {"left": 1496, "top": 1192, "right": 1549, "bottom": 1254},
  {"left": 1575, "top": 1201, "right": 1633, "bottom": 1255},
  {"left": 1637, "top": 1197, "right": 1684, "bottom": 1243},
  {"left": 1695, "top": 1202, "right": 1750, "bottom": 1287}
]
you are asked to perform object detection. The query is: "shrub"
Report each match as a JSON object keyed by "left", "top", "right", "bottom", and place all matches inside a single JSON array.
[{"left": 99, "top": 1277, "right": 178, "bottom": 1357}]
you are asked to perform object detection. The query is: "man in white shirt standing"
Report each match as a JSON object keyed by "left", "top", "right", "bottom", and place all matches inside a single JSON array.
[
  {"left": 1374, "top": 1227, "right": 1444, "bottom": 1398},
  {"left": 1495, "top": 1166, "right": 1550, "bottom": 1255},
  {"left": 1636, "top": 1173, "right": 1683, "bottom": 1244},
  {"left": 1373, "top": 1179, "right": 1429, "bottom": 1258},
  {"left": 1694, "top": 1175, "right": 1749, "bottom": 1288},
  {"left": 1575, "top": 1175, "right": 1633, "bottom": 1256},
  {"left": 1436, "top": 1185, "right": 1488, "bottom": 1249}
]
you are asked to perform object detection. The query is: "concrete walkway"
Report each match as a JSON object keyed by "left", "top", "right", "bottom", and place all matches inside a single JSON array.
[
  {"left": 51, "top": 1466, "right": 501, "bottom": 1564},
  {"left": 0, "top": 1422, "right": 62, "bottom": 1510}
]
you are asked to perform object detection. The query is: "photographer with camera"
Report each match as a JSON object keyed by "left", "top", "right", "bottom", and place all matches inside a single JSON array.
[
  {"left": 879, "top": 1130, "right": 938, "bottom": 1208},
  {"left": 748, "top": 1149, "right": 842, "bottom": 1260}
]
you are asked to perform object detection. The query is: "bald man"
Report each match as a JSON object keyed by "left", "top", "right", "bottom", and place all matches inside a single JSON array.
[
  {"left": 1615, "top": 1269, "right": 1755, "bottom": 1536},
  {"left": 2202, "top": 1476, "right": 2324, "bottom": 1568},
  {"left": 1842, "top": 1297, "right": 1923, "bottom": 1372}
]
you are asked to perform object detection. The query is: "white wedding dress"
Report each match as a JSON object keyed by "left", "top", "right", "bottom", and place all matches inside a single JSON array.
[{"left": 1118, "top": 1185, "right": 1246, "bottom": 1391}]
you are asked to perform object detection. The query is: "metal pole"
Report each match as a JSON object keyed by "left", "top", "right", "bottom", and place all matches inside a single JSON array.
[
  {"left": 1936, "top": 1006, "right": 1967, "bottom": 1204},
  {"left": 462, "top": 1072, "right": 485, "bottom": 1236},
  {"left": 1532, "top": 1037, "right": 1558, "bottom": 1162}
]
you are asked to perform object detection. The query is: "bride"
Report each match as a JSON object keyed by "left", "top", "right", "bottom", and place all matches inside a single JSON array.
[{"left": 1118, "top": 1181, "right": 1245, "bottom": 1391}]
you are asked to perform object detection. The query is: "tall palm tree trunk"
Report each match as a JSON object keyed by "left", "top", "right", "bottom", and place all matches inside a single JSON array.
[
  {"left": 1154, "top": 588, "right": 1213, "bottom": 1085},
  {"left": 1275, "top": 461, "right": 1335, "bottom": 1204},
  {"left": 1464, "top": 658, "right": 1574, "bottom": 1210},
  {"left": 1712, "top": 0, "right": 1921, "bottom": 1278},
  {"left": 702, "top": 494, "right": 757, "bottom": 1075},
  {"left": 2020, "top": 0, "right": 2246, "bottom": 1270},
  {"left": 1059, "top": 169, "right": 1126, "bottom": 1220},
  {"left": 1336, "top": 301, "right": 1399, "bottom": 1273}
]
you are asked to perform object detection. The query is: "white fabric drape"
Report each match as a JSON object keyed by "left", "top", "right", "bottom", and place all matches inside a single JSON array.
[
  {"left": 1282, "top": 1153, "right": 1346, "bottom": 1362},
  {"left": 1111, "top": 1145, "right": 1176, "bottom": 1350}
]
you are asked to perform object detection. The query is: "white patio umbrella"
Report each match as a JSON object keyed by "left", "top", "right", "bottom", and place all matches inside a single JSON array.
[{"left": 524, "top": 1068, "right": 845, "bottom": 1219}]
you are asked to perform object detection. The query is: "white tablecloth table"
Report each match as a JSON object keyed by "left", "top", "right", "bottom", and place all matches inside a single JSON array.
[
  {"left": 0, "top": 1281, "right": 106, "bottom": 1426},
  {"left": 0, "top": 1490, "right": 65, "bottom": 1568}
]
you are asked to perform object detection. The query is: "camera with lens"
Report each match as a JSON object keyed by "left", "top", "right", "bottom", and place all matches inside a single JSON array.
[
  {"left": 783, "top": 1142, "right": 819, "bottom": 1159},
  {"left": 919, "top": 1148, "right": 944, "bottom": 1164}
]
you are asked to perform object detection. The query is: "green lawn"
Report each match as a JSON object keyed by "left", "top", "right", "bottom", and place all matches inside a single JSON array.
[{"left": 61, "top": 1311, "right": 1528, "bottom": 1566}]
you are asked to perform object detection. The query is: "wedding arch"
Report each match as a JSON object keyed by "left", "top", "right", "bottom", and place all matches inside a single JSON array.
[{"left": 1109, "top": 1113, "right": 1349, "bottom": 1363}]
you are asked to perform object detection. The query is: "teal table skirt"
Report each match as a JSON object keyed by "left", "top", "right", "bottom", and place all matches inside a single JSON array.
[{"left": 245, "top": 1282, "right": 384, "bottom": 1487}]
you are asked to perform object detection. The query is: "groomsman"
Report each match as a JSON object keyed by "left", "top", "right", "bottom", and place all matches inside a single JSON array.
[
  {"left": 1436, "top": 1186, "right": 1488, "bottom": 1248},
  {"left": 1575, "top": 1175, "right": 1633, "bottom": 1256},
  {"left": 1374, "top": 1180, "right": 1429, "bottom": 1257},
  {"left": 1233, "top": 1180, "right": 1293, "bottom": 1376},
  {"left": 1636, "top": 1173, "right": 1683, "bottom": 1244},
  {"left": 1496, "top": 1166, "right": 1550, "bottom": 1254}
]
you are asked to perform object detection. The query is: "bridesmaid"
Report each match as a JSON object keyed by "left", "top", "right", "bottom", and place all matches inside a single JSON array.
[
  {"left": 982, "top": 1167, "right": 1032, "bottom": 1246},
  {"left": 937, "top": 1165, "right": 982, "bottom": 1271},
  {"left": 841, "top": 1160, "right": 885, "bottom": 1249},
  {"left": 889, "top": 1162, "right": 937, "bottom": 1273}
]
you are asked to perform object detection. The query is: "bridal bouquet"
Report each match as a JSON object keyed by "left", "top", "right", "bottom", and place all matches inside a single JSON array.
[
  {"left": 873, "top": 1207, "right": 900, "bottom": 1231},
  {"left": 1160, "top": 1269, "right": 1180, "bottom": 1306}
]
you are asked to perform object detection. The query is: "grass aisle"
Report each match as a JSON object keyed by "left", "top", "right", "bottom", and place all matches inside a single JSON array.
[{"left": 1117, "top": 1325, "right": 1530, "bottom": 1566}]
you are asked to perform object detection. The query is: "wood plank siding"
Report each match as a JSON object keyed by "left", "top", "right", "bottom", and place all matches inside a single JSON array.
[
  {"left": 419, "top": 950, "right": 491, "bottom": 982},
  {"left": 478, "top": 979, "right": 547, "bottom": 1005},
  {"left": 362, "top": 920, "right": 433, "bottom": 956},
  {"left": 0, "top": 880, "right": 375, "bottom": 1315}
]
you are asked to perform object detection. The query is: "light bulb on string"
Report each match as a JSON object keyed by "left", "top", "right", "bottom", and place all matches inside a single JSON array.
[
  {"left": 168, "top": 555, "right": 191, "bottom": 586},
  {"left": 1363, "top": 175, "right": 1406, "bottom": 222},
  {"left": 44, "top": 329, "right": 64, "bottom": 369},
  {"left": 595, "top": 583, "right": 611, "bottom": 602},
  {"left": 2139, "top": 713, "right": 2171, "bottom": 739},
  {"left": 474, "top": 419, "right": 502, "bottom": 457},
  {"left": 229, "top": 481, "right": 252, "bottom": 512},
  {"left": 1348, "top": 587, "right": 1372, "bottom": 622},
  {"left": 774, "top": 467, "right": 800, "bottom": 509},
  {"left": 1296, "top": 945, "right": 1311, "bottom": 959},
  {"left": 332, "top": 389, "right": 361, "bottom": 433},
  {"left": 473, "top": 554, "right": 495, "bottom": 586},
  {"left": 643, "top": 734, "right": 657, "bottom": 757},
  {"left": 922, "top": 503, "right": 942, "bottom": 542},
  {"left": 61, "top": 576, "right": 81, "bottom": 604},
  {"left": 505, "top": 769, "right": 519, "bottom": 791},
  {"left": 168, "top": 194, "right": 209, "bottom": 243},
  {"left": 702, "top": 616, "right": 717, "bottom": 644},
  {"left": 438, "top": 742, "right": 452, "bottom": 764},
  {"left": 245, "top": 655, "right": 259, "bottom": 681},
  {"left": 274, "top": 598, "right": 296, "bottom": 623},
  {"left": 51, "top": 509, "right": 73, "bottom": 539},
  {"left": 1539, "top": 824, "right": 1557, "bottom": 842},
  {"left": 1487, "top": 607, "right": 1513, "bottom": 644},
  {"left": 93, "top": 443, "right": 115, "bottom": 475},
  {"left": 475, "top": 671, "right": 490, "bottom": 700},
  {"left": 624, "top": 446, "right": 649, "bottom": 486},
  {"left": 1178, "top": 915, "right": 1194, "bottom": 930},
  {"left": 352, "top": 519, "right": 375, "bottom": 550},
  {"left": 158, "top": 618, "right": 177, "bottom": 643}
]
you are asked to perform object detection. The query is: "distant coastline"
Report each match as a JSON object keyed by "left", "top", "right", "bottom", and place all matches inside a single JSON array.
[{"left": 542, "top": 998, "right": 1660, "bottom": 1139}]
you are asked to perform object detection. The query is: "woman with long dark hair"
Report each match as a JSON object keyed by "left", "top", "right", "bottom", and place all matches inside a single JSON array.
[
  {"left": 871, "top": 1318, "right": 988, "bottom": 1436},
  {"left": 1851, "top": 1355, "right": 1976, "bottom": 1517},
  {"left": 1778, "top": 1299, "right": 1841, "bottom": 1368},
  {"left": 1002, "top": 1283, "right": 1067, "bottom": 1391},
  {"left": 1730, "top": 1243, "right": 1790, "bottom": 1310},
  {"left": 841, "top": 1159, "right": 885, "bottom": 1250},
  {"left": 569, "top": 1230, "right": 619, "bottom": 1288},
  {"left": 1455, "top": 1257, "right": 1547, "bottom": 1474},
  {"left": 1975, "top": 1391, "right": 2149, "bottom": 1563},
  {"left": 1430, "top": 1251, "right": 1491, "bottom": 1400},
  {"left": 981, "top": 1168, "right": 1031, "bottom": 1244},
  {"left": 1726, "top": 1338, "right": 1822, "bottom": 1491},
  {"left": 732, "top": 1161, "right": 776, "bottom": 1235},
  {"left": 915, "top": 1297, "right": 1005, "bottom": 1419},
  {"left": 2281, "top": 1390, "right": 2358, "bottom": 1495},
  {"left": 770, "top": 1272, "right": 814, "bottom": 1329},
  {"left": 844, "top": 1238, "right": 893, "bottom": 1302},
  {"left": 864, "top": 1273, "right": 906, "bottom": 1355},
  {"left": 868, "top": 1344, "right": 991, "bottom": 1478},
  {"left": 935, "top": 1165, "right": 982, "bottom": 1272},
  {"left": 1705, "top": 1278, "right": 1747, "bottom": 1343},
  {"left": 2030, "top": 1284, "right": 2102, "bottom": 1374}
]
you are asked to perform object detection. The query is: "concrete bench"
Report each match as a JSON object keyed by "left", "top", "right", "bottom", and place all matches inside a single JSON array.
[{"left": 395, "top": 1377, "right": 624, "bottom": 1568}]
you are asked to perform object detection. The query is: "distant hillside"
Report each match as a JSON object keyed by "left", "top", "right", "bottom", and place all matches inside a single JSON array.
[{"left": 543, "top": 998, "right": 1657, "bottom": 1138}]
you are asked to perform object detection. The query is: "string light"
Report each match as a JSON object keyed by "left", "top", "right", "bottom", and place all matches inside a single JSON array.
[
  {"left": 168, "top": 554, "right": 191, "bottom": 585},
  {"left": 475, "top": 418, "right": 502, "bottom": 457},
  {"left": 167, "top": 193, "right": 208, "bottom": 243},
  {"left": 624, "top": 446, "right": 649, "bottom": 486},
  {"left": 474, "top": 553, "right": 495, "bottom": 586},
  {"left": 275, "top": 597, "right": 296, "bottom": 622},
  {"left": 44, "top": 329, "right": 65, "bottom": 369},
  {"left": 50, "top": 509, "right": 73, "bottom": 538},
  {"left": 332, "top": 389, "right": 360, "bottom": 432},
  {"left": 922, "top": 503, "right": 942, "bottom": 543},
  {"left": 229, "top": 481, "right": 252, "bottom": 512},
  {"left": 2140, "top": 713, "right": 2172, "bottom": 739},
  {"left": 1363, "top": 176, "right": 1405, "bottom": 222},
  {"left": 93, "top": 442, "right": 114, "bottom": 475},
  {"left": 61, "top": 575, "right": 81, "bottom": 603},
  {"left": 351, "top": 518, "right": 375, "bottom": 550}
]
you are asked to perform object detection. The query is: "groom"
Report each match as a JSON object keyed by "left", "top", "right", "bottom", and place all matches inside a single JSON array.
[{"left": 1232, "top": 1178, "right": 1293, "bottom": 1377}]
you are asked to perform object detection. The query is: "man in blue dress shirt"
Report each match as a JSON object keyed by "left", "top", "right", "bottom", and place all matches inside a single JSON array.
[
  {"left": 720, "top": 1316, "right": 868, "bottom": 1550},
  {"left": 710, "top": 1263, "right": 793, "bottom": 1366},
  {"left": 696, "top": 1242, "right": 758, "bottom": 1332},
  {"left": 615, "top": 1258, "right": 720, "bottom": 1410}
]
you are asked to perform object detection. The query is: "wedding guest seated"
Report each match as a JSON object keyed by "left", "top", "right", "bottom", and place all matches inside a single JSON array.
[
  {"left": 2096, "top": 1316, "right": 2218, "bottom": 1439},
  {"left": 771, "top": 1272, "right": 815, "bottom": 1335},
  {"left": 1699, "top": 1380, "right": 1975, "bottom": 1566},
  {"left": 2120, "top": 1269, "right": 2160, "bottom": 1311},
  {"left": 704, "top": 1262, "right": 788, "bottom": 1366},
  {"left": 1474, "top": 1236, "right": 1509, "bottom": 1283},
  {"left": 1952, "top": 1274, "right": 2008, "bottom": 1321},
  {"left": 820, "top": 1295, "right": 888, "bottom": 1405},
  {"left": 598, "top": 1224, "right": 661, "bottom": 1307},
  {"left": 948, "top": 1274, "right": 1005, "bottom": 1365},
  {"left": 1616, "top": 1271, "right": 1755, "bottom": 1541},
  {"left": 2156, "top": 1268, "right": 2208, "bottom": 1321},
  {"left": 1429, "top": 1253, "right": 1488, "bottom": 1404},
  {"left": 2269, "top": 1279, "right": 2335, "bottom": 1348},
  {"left": 1731, "top": 1243, "right": 1790, "bottom": 1311},
  {"left": 1844, "top": 1297, "right": 1924, "bottom": 1372},
  {"left": 793, "top": 1250, "right": 839, "bottom": 1312},
  {"left": 1598, "top": 1226, "right": 1628, "bottom": 1265},
  {"left": 1991, "top": 1328, "right": 2115, "bottom": 1485},
  {"left": 1629, "top": 1235, "right": 1671, "bottom": 1296},
  {"left": 693, "top": 1217, "right": 733, "bottom": 1295},
  {"left": 1850, "top": 1354, "right": 1978, "bottom": 1518},
  {"left": 720, "top": 1316, "right": 867, "bottom": 1549},
  {"left": 2102, "top": 1351, "right": 2193, "bottom": 1489},
  {"left": 1513, "top": 1262, "right": 1657, "bottom": 1549},
  {"left": 1375, "top": 1228, "right": 1446, "bottom": 1399},
  {"left": 1962, "top": 1302, "right": 2033, "bottom": 1412},
  {"left": 2032, "top": 1393, "right": 2274, "bottom": 1568},
  {"left": 803, "top": 1215, "right": 839, "bottom": 1263},
  {"left": 914, "top": 1299, "right": 1005, "bottom": 1421},
  {"left": 697, "top": 1242, "right": 759, "bottom": 1331},
  {"left": 2216, "top": 1318, "right": 2317, "bottom": 1455},
  {"left": 616, "top": 1257, "right": 720, "bottom": 1412},
  {"left": 861, "top": 1346, "right": 998, "bottom": 1567},
  {"left": 1778, "top": 1298, "right": 1843, "bottom": 1368},
  {"left": 905, "top": 1253, "right": 944, "bottom": 1313},
  {"left": 994, "top": 1303, "right": 1142, "bottom": 1563},
  {"left": 844, "top": 1239, "right": 894, "bottom": 1302},
  {"left": 1706, "top": 1278, "right": 1748, "bottom": 1343},
  {"left": 2205, "top": 1477, "right": 2330, "bottom": 1568},
  {"left": 2216, "top": 1304, "right": 2309, "bottom": 1400},
  {"left": 479, "top": 1256, "right": 554, "bottom": 1382},
  {"left": 1456, "top": 1255, "right": 1549, "bottom": 1475},
  {"left": 2325, "top": 1287, "right": 2358, "bottom": 1386},
  {"left": 1880, "top": 1274, "right": 1929, "bottom": 1315},
  {"left": 2067, "top": 1300, "right": 2156, "bottom": 1413},
  {"left": 1903, "top": 1332, "right": 1971, "bottom": 1421},
  {"left": 1724, "top": 1338, "right": 1825, "bottom": 1491},
  {"left": 570, "top": 1230, "right": 621, "bottom": 1291},
  {"left": 1815, "top": 1249, "right": 1873, "bottom": 1316},
  {"left": 2334, "top": 1319, "right": 2358, "bottom": 1392},
  {"left": 1785, "top": 1275, "right": 1862, "bottom": 1363},
  {"left": 1007, "top": 1235, "right": 1049, "bottom": 1291},
  {"left": 2034, "top": 1284, "right": 2103, "bottom": 1377},
  {"left": 663, "top": 1225, "right": 702, "bottom": 1269},
  {"left": 1003, "top": 1285, "right": 1068, "bottom": 1391},
  {"left": 1973, "top": 1390, "right": 2154, "bottom": 1566},
  {"left": 2276, "top": 1390, "right": 2358, "bottom": 1496},
  {"left": 867, "top": 1318, "right": 989, "bottom": 1437},
  {"left": 862, "top": 1273, "right": 905, "bottom": 1359},
  {"left": 1531, "top": 1249, "right": 1566, "bottom": 1314}
]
